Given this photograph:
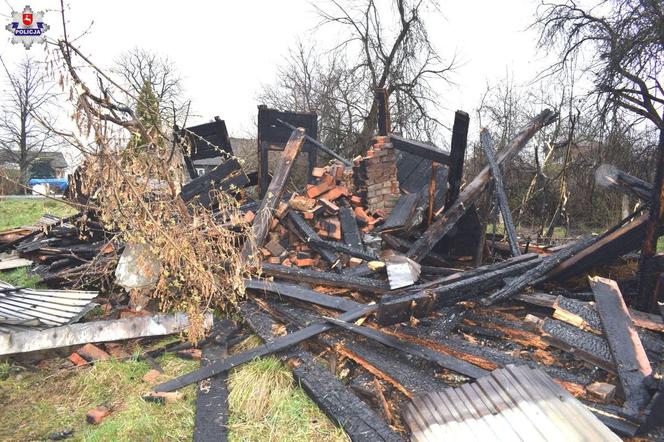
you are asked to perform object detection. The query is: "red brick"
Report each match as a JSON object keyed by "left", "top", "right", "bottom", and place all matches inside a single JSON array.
[
  {"left": 77, "top": 344, "right": 110, "bottom": 362},
  {"left": 86, "top": 406, "right": 110, "bottom": 425}
]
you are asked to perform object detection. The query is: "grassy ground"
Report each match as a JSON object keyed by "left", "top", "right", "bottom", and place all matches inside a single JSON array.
[
  {"left": 0, "top": 199, "right": 347, "bottom": 441},
  {"left": 0, "top": 197, "right": 78, "bottom": 230}
]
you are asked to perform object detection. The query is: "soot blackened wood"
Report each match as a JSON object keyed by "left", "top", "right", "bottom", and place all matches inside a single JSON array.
[
  {"left": 244, "top": 279, "right": 362, "bottom": 312},
  {"left": 269, "top": 301, "right": 450, "bottom": 396},
  {"left": 590, "top": 276, "right": 652, "bottom": 413},
  {"left": 326, "top": 317, "right": 488, "bottom": 379},
  {"left": 547, "top": 212, "right": 661, "bottom": 281},
  {"left": 481, "top": 130, "right": 520, "bottom": 257},
  {"left": 377, "top": 255, "right": 541, "bottom": 325},
  {"left": 540, "top": 318, "right": 615, "bottom": 373},
  {"left": 378, "top": 193, "right": 420, "bottom": 233},
  {"left": 408, "top": 109, "right": 556, "bottom": 262},
  {"left": 287, "top": 212, "right": 339, "bottom": 269},
  {"left": 340, "top": 207, "right": 364, "bottom": 250},
  {"left": 375, "top": 88, "right": 391, "bottom": 136},
  {"left": 153, "top": 304, "right": 377, "bottom": 392},
  {"left": 193, "top": 344, "right": 229, "bottom": 442},
  {"left": 242, "top": 128, "right": 305, "bottom": 260},
  {"left": 389, "top": 134, "right": 450, "bottom": 165},
  {"left": 482, "top": 236, "right": 597, "bottom": 306},
  {"left": 553, "top": 296, "right": 664, "bottom": 356},
  {"left": 398, "top": 327, "right": 591, "bottom": 386},
  {"left": 309, "top": 238, "right": 377, "bottom": 261},
  {"left": 180, "top": 158, "right": 248, "bottom": 208},
  {"left": 276, "top": 118, "right": 351, "bottom": 167},
  {"left": 260, "top": 263, "right": 389, "bottom": 294},
  {"left": 241, "top": 303, "right": 403, "bottom": 442},
  {"left": 445, "top": 111, "right": 470, "bottom": 210}
]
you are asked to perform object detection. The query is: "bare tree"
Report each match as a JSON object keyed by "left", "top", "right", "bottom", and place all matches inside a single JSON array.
[
  {"left": 537, "top": 0, "right": 664, "bottom": 311},
  {"left": 536, "top": 0, "right": 663, "bottom": 129},
  {"left": 0, "top": 56, "right": 57, "bottom": 192},
  {"left": 112, "top": 47, "right": 189, "bottom": 127},
  {"left": 260, "top": 0, "right": 455, "bottom": 156}
]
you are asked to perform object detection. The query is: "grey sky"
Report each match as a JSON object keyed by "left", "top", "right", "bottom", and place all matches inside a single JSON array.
[{"left": 1, "top": 0, "right": 554, "bottom": 141}]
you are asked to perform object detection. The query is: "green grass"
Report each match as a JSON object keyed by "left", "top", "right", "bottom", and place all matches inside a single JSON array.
[
  {"left": 0, "top": 198, "right": 77, "bottom": 230},
  {"left": 0, "top": 193, "right": 347, "bottom": 441}
]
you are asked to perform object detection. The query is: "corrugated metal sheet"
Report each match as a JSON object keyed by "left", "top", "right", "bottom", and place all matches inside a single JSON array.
[
  {"left": 402, "top": 364, "right": 620, "bottom": 442},
  {"left": 0, "top": 280, "right": 98, "bottom": 333}
]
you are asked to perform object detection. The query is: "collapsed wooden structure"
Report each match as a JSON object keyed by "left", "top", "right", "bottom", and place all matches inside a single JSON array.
[{"left": 2, "top": 95, "right": 664, "bottom": 441}]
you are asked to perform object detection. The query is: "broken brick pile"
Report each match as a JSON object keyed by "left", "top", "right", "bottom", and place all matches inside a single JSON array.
[{"left": 353, "top": 136, "right": 400, "bottom": 217}]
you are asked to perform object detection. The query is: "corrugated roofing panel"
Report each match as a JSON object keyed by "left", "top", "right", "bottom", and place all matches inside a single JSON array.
[{"left": 402, "top": 364, "right": 621, "bottom": 442}]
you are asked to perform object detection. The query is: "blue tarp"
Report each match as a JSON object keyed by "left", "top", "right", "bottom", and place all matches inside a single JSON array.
[{"left": 28, "top": 178, "right": 68, "bottom": 192}]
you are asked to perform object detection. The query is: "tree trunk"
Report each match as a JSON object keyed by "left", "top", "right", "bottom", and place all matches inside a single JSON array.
[{"left": 637, "top": 126, "right": 664, "bottom": 312}]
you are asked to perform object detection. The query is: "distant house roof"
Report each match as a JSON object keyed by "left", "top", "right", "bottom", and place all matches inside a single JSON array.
[{"left": 0, "top": 151, "right": 67, "bottom": 169}]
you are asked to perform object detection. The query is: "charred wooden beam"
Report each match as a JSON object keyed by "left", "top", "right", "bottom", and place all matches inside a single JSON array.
[
  {"left": 286, "top": 211, "right": 340, "bottom": 269},
  {"left": 180, "top": 158, "right": 248, "bottom": 208},
  {"left": 377, "top": 193, "right": 420, "bottom": 233},
  {"left": 546, "top": 212, "right": 662, "bottom": 281},
  {"left": 244, "top": 279, "right": 362, "bottom": 312},
  {"left": 408, "top": 109, "right": 556, "bottom": 262},
  {"left": 277, "top": 118, "right": 352, "bottom": 167},
  {"left": 193, "top": 322, "right": 234, "bottom": 442},
  {"left": 153, "top": 304, "right": 376, "bottom": 392},
  {"left": 268, "top": 300, "right": 452, "bottom": 396},
  {"left": 326, "top": 317, "right": 488, "bottom": 379},
  {"left": 444, "top": 111, "right": 470, "bottom": 210},
  {"left": 595, "top": 164, "right": 653, "bottom": 203},
  {"left": 589, "top": 276, "right": 652, "bottom": 414},
  {"left": 339, "top": 207, "right": 364, "bottom": 250},
  {"left": 481, "top": 130, "right": 520, "bottom": 257},
  {"left": 240, "top": 302, "right": 404, "bottom": 442},
  {"left": 539, "top": 318, "right": 615, "bottom": 373},
  {"left": 481, "top": 235, "right": 597, "bottom": 306},
  {"left": 260, "top": 263, "right": 389, "bottom": 294},
  {"left": 375, "top": 88, "right": 391, "bottom": 136},
  {"left": 389, "top": 134, "right": 450, "bottom": 166},
  {"left": 377, "top": 254, "right": 541, "bottom": 325},
  {"left": 242, "top": 129, "right": 305, "bottom": 260}
]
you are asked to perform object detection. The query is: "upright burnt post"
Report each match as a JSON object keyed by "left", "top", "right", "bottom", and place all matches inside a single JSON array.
[
  {"left": 375, "top": 87, "right": 391, "bottom": 136},
  {"left": 444, "top": 111, "right": 470, "bottom": 210},
  {"left": 638, "top": 129, "right": 664, "bottom": 311}
]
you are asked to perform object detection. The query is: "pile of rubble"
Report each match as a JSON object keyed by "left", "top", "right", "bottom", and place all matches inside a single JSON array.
[{"left": 1, "top": 99, "right": 663, "bottom": 441}]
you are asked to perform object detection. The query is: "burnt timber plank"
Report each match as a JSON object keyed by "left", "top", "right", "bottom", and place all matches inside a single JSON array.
[
  {"left": 444, "top": 111, "right": 470, "bottom": 210},
  {"left": 546, "top": 212, "right": 659, "bottom": 281},
  {"left": 540, "top": 318, "right": 615, "bottom": 373},
  {"left": 396, "top": 326, "right": 592, "bottom": 386},
  {"left": 242, "top": 128, "right": 305, "bottom": 260},
  {"left": 270, "top": 301, "right": 451, "bottom": 395},
  {"left": 481, "top": 130, "right": 520, "bottom": 257},
  {"left": 286, "top": 211, "right": 339, "bottom": 269},
  {"left": 326, "top": 317, "right": 488, "bottom": 379},
  {"left": 377, "top": 193, "right": 420, "bottom": 233},
  {"left": 407, "top": 109, "right": 556, "bottom": 262},
  {"left": 243, "top": 279, "right": 362, "bottom": 312},
  {"left": 339, "top": 207, "right": 364, "bottom": 250},
  {"left": 153, "top": 304, "right": 377, "bottom": 392},
  {"left": 180, "top": 158, "right": 248, "bottom": 207},
  {"left": 277, "top": 118, "right": 351, "bottom": 167},
  {"left": 589, "top": 276, "right": 652, "bottom": 413},
  {"left": 240, "top": 302, "right": 403, "bottom": 442},
  {"left": 193, "top": 344, "right": 229, "bottom": 442},
  {"left": 481, "top": 235, "right": 597, "bottom": 306},
  {"left": 389, "top": 134, "right": 450, "bottom": 166},
  {"left": 377, "top": 255, "right": 541, "bottom": 325},
  {"left": 260, "top": 263, "right": 389, "bottom": 294},
  {"left": 552, "top": 296, "right": 664, "bottom": 356},
  {"left": 308, "top": 238, "right": 377, "bottom": 261}
]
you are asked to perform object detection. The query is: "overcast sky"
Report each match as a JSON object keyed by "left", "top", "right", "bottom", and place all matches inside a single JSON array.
[{"left": 1, "top": 0, "right": 555, "bottom": 142}]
